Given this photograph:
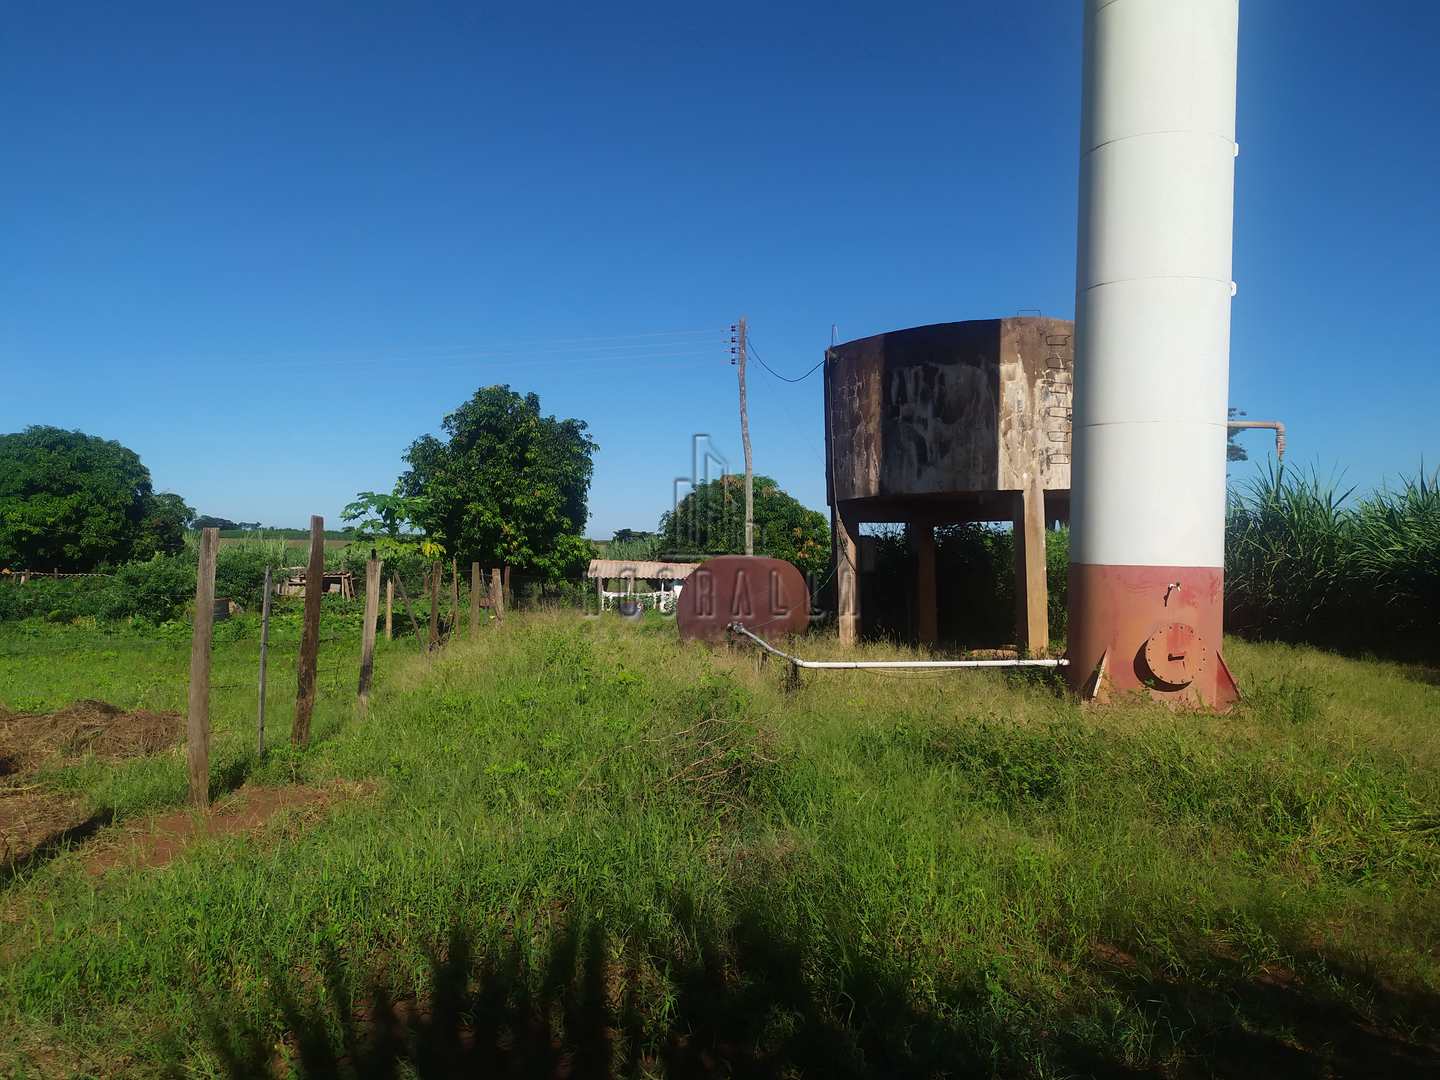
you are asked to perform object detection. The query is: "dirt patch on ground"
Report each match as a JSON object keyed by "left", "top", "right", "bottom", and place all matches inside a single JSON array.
[
  {"left": 85, "top": 781, "right": 371, "bottom": 875},
  {"left": 0, "top": 789, "right": 104, "bottom": 877},
  {"left": 0, "top": 700, "right": 181, "bottom": 772},
  {"left": 0, "top": 700, "right": 181, "bottom": 876}
]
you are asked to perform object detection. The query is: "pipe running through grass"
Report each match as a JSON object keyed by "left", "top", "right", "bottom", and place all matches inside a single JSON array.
[{"left": 727, "top": 623, "right": 1069, "bottom": 670}]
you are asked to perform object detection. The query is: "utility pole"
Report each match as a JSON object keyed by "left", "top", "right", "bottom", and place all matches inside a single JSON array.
[{"left": 732, "top": 316, "right": 754, "bottom": 555}]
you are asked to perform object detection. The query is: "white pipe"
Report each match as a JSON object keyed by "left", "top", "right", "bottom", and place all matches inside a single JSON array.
[
  {"left": 1227, "top": 419, "right": 1286, "bottom": 459},
  {"left": 728, "top": 624, "right": 1068, "bottom": 670}
]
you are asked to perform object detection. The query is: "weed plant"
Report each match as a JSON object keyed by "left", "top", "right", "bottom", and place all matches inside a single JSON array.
[{"left": 1227, "top": 463, "right": 1440, "bottom": 653}]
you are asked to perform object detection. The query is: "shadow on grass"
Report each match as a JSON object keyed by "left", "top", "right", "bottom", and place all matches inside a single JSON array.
[
  {"left": 1399, "top": 662, "right": 1440, "bottom": 688},
  {"left": 189, "top": 909, "right": 1440, "bottom": 1079},
  {"left": 3, "top": 755, "right": 263, "bottom": 886},
  {"left": 193, "top": 912, "right": 1004, "bottom": 1079},
  {"left": 0, "top": 807, "right": 114, "bottom": 885},
  {"left": 1087, "top": 949, "right": 1440, "bottom": 1080}
]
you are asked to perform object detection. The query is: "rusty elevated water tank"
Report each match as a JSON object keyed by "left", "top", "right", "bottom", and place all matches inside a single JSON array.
[{"left": 824, "top": 317, "right": 1073, "bottom": 652}]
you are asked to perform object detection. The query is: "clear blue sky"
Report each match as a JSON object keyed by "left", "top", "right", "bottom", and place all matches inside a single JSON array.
[{"left": 3, "top": 1, "right": 1436, "bottom": 536}]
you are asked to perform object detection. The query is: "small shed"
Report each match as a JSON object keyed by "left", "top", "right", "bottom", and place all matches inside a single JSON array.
[
  {"left": 585, "top": 559, "right": 699, "bottom": 613},
  {"left": 276, "top": 568, "right": 356, "bottom": 599}
]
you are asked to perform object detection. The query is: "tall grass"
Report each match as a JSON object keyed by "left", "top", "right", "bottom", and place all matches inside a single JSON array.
[
  {"left": 3, "top": 615, "right": 1438, "bottom": 1075},
  {"left": 1227, "top": 464, "right": 1440, "bottom": 653},
  {"left": 1348, "top": 469, "right": 1440, "bottom": 639}
]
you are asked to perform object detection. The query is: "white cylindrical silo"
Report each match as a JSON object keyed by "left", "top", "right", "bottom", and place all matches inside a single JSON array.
[{"left": 1067, "top": 0, "right": 1241, "bottom": 706}]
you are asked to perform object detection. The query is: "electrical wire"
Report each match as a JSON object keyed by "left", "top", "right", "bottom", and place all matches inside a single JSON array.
[
  {"left": 131, "top": 328, "right": 732, "bottom": 375},
  {"left": 746, "top": 339, "right": 827, "bottom": 384}
]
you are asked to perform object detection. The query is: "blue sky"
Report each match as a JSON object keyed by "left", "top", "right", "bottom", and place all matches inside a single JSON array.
[{"left": 3, "top": 1, "right": 1437, "bottom": 536}]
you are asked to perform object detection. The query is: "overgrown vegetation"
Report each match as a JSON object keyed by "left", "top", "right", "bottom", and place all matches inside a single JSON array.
[
  {"left": 2, "top": 614, "right": 1438, "bottom": 1075},
  {"left": 0, "top": 537, "right": 458, "bottom": 626},
  {"left": 1227, "top": 463, "right": 1440, "bottom": 654},
  {"left": 0, "top": 426, "right": 193, "bottom": 570}
]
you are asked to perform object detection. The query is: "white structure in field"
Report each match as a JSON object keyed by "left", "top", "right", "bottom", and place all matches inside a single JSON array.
[
  {"left": 1067, "top": 0, "right": 1242, "bottom": 705},
  {"left": 586, "top": 558, "right": 696, "bottom": 615}
]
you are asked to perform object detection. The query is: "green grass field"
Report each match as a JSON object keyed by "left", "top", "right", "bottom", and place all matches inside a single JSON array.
[{"left": 2, "top": 613, "right": 1438, "bottom": 1076}]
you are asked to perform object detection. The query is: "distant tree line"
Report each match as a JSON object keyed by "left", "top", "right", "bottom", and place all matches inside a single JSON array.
[{"left": 193, "top": 515, "right": 263, "bottom": 531}]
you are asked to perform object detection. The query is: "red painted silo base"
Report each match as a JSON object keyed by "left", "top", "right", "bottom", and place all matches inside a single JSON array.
[{"left": 1066, "top": 563, "right": 1239, "bottom": 709}]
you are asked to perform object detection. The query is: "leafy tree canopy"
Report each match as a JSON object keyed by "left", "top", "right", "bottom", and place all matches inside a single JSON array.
[
  {"left": 341, "top": 491, "right": 445, "bottom": 561},
  {"left": 1227, "top": 407, "right": 1248, "bottom": 463},
  {"left": 658, "top": 474, "right": 830, "bottom": 579},
  {"left": 134, "top": 492, "right": 197, "bottom": 560},
  {"left": 397, "top": 386, "right": 598, "bottom": 579},
  {"left": 0, "top": 426, "right": 190, "bottom": 570}
]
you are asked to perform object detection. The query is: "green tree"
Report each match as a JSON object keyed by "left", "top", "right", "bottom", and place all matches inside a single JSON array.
[
  {"left": 133, "top": 492, "right": 196, "bottom": 559},
  {"left": 397, "top": 386, "right": 598, "bottom": 579},
  {"left": 658, "top": 475, "right": 831, "bottom": 578},
  {"left": 341, "top": 491, "right": 444, "bottom": 560},
  {"left": 0, "top": 425, "right": 188, "bottom": 570},
  {"left": 1227, "top": 407, "right": 1248, "bottom": 462}
]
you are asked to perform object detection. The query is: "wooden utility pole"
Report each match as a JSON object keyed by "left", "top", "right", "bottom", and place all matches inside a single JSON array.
[
  {"left": 735, "top": 316, "right": 754, "bottom": 555},
  {"left": 257, "top": 565, "right": 272, "bottom": 755},
  {"left": 187, "top": 528, "right": 219, "bottom": 807},
  {"left": 358, "top": 553, "right": 381, "bottom": 707},
  {"left": 470, "top": 562, "right": 482, "bottom": 634},
  {"left": 428, "top": 560, "right": 440, "bottom": 650},
  {"left": 293, "top": 515, "right": 324, "bottom": 747}
]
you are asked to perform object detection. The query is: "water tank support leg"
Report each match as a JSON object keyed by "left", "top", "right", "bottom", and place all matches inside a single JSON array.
[
  {"left": 834, "top": 505, "right": 861, "bottom": 648},
  {"left": 913, "top": 523, "right": 938, "bottom": 647},
  {"left": 1013, "top": 476, "right": 1049, "bottom": 655}
]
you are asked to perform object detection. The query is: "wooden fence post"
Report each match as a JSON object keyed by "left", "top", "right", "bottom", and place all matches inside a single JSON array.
[
  {"left": 385, "top": 577, "right": 394, "bottom": 641},
  {"left": 470, "top": 561, "right": 482, "bottom": 634},
  {"left": 257, "top": 565, "right": 272, "bottom": 756},
  {"left": 358, "top": 554, "right": 381, "bottom": 708},
  {"left": 503, "top": 565, "right": 512, "bottom": 611},
  {"left": 450, "top": 557, "right": 460, "bottom": 640},
  {"left": 187, "top": 528, "right": 219, "bottom": 808},
  {"left": 293, "top": 515, "right": 324, "bottom": 747},
  {"left": 491, "top": 567, "right": 505, "bottom": 621},
  {"left": 428, "top": 560, "right": 441, "bottom": 650}
]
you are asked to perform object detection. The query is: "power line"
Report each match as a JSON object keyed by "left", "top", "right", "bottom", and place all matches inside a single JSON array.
[
  {"left": 156, "top": 333, "right": 731, "bottom": 377},
  {"left": 746, "top": 338, "right": 826, "bottom": 383},
  {"left": 260, "top": 327, "right": 726, "bottom": 364},
  {"left": 126, "top": 328, "right": 731, "bottom": 374}
]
